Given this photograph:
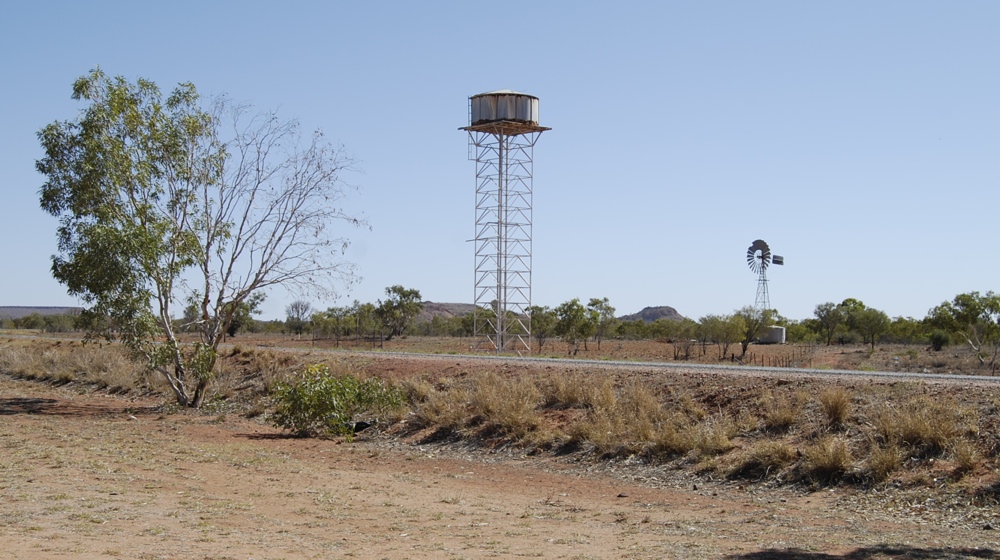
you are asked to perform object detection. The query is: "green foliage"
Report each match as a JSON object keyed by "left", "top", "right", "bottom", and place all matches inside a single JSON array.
[
  {"left": 929, "top": 330, "right": 950, "bottom": 351},
  {"left": 853, "top": 307, "right": 890, "bottom": 350},
  {"left": 698, "top": 314, "right": 744, "bottom": 359},
  {"left": 270, "top": 364, "right": 403, "bottom": 438},
  {"left": 36, "top": 68, "right": 364, "bottom": 407},
  {"left": 285, "top": 300, "right": 313, "bottom": 336},
  {"left": 554, "top": 298, "right": 588, "bottom": 352},
  {"left": 226, "top": 293, "right": 264, "bottom": 337},
  {"left": 376, "top": 285, "right": 423, "bottom": 341},
  {"left": 734, "top": 306, "right": 771, "bottom": 358},
  {"left": 928, "top": 291, "right": 1000, "bottom": 371},
  {"left": 885, "top": 316, "right": 927, "bottom": 344},
  {"left": 527, "top": 305, "right": 557, "bottom": 352},
  {"left": 14, "top": 313, "right": 46, "bottom": 330},
  {"left": 812, "top": 302, "right": 845, "bottom": 345},
  {"left": 586, "top": 297, "right": 617, "bottom": 351}
]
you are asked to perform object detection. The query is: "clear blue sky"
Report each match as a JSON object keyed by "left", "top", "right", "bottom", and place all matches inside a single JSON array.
[{"left": 2, "top": 1, "right": 998, "bottom": 322}]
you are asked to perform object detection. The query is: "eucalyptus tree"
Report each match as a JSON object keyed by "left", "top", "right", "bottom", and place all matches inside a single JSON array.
[
  {"left": 376, "top": 285, "right": 423, "bottom": 341},
  {"left": 853, "top": 307, "right": 890, "bottom": 350},
  {"left": 586, "top": 297, "right": 617, "bottom": 351},
  {"left": 699, "top": 314, "right": 744, "bottom": 360},
  {"left": 37, "top": 69, "right": 364, "bottom": 407},
  {"left": 285, "top": 300, "right": 313, "bottom": 336},
  {"left": 734, "top": 306, "right": 771, "bottom": 359},
  {"left": 526, "top": 305, "right": 556, "bottom": 353},
  {"left": 813, "top": 302, "right": 845, "bottom": 345},
  {"left": 554, "top": 298, "right": 588, "bottom": 354},
  {"left": 928, "top": 291, "right": 1000, "bottom": 372}
]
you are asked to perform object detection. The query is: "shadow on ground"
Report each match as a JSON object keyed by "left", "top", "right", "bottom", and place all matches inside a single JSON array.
[
  {"left": 725, "top": 546, "right": 1000, "bottom": 560},
  {"left": 0, "top": 397, "right": 158, "bottom": 417}
]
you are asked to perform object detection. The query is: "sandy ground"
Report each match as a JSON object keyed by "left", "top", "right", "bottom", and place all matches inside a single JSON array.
[{"left": 3, "top": 370, "right": 1000, "bottom": 559}]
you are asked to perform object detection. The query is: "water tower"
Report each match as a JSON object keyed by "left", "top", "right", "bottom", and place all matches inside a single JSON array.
[{"left": 461, "top": 90, "right": 550, "bottom": 353}]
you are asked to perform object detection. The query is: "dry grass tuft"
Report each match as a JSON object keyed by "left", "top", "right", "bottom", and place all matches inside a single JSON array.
[
  {"left": 570, "top": 380, "right": 668, "bottom": 457},
  {"left": 866, "top": 444, "right": 902, "bottom": 483},
  {"left": 0, "top": 341, "right": 145, "bottom": 392},
  {"left": 405, "top": 378, "right": 471, "bottom": 433},
  {"left": 728, "top": 440, "right": 798, "bottom": 480},
  {"left": 872, "top": 395, "right": 976, "bottom": 457},
  {"left": 469, "top": 372, "right": 542, "bottom": 439},
  {"left": 542, "top": 371, "right": 615, "bottom": 411},
  {"left": 760, "top": 391, "right": 799, "bottom": 433},
  {"left": 951, "top": 439, "right": 980, "bottom": 478},
  {"left": 691, "top": 416, "right": 735, "bottom": 457},
  {"left": 818, "top": 386, "right": 852, "bottom": 427},
  {"left": 802, "top": 436, "right": 852, "bottom": 484}
]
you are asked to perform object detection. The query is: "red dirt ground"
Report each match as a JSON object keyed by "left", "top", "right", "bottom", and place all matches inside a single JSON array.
[{"left": 3, "top": 352, "right": 1000, "bottom": 559}]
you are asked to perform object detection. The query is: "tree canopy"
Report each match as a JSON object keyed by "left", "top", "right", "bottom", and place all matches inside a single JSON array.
[{"left": 38, "top": 68, "right": 364, "bottom": 407}]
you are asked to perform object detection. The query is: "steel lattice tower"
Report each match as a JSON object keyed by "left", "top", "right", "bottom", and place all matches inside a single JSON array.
[{"left": 462, "top": 91, "right": 549, "bottom": 353}]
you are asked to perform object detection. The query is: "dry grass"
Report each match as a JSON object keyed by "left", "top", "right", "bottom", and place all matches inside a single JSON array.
[
  {"left": 570, "top": 379, "right": 678, "bottom": 457},
  {"left": 866, "top": 443, "right": 902, "bottom": 483},
  {"left": 802, "top": 436, "right": 852, "bottom": 484},
  {"left": 818, "top": 386, "right": 853, "bottom": 427},
  {"left": 951, "top": 439, "right": 980, "bottom": 478},
  {"left": 872, "top": 395, "right": 976, "bottom": 457},
  {"left": 404, "top": 377, "right": 471, "bottom": 433},
  {"left": 760, "top": 390, "right": 800, "bottom": 433},
  {"left": 541, "top": 371, "right": 615, "bottom": 411},
  {"left": 7, "top": 336, "right": 1000, "bottom": 494},
  {"left": 0, "top": 340, "right": 146, "bottom": 392},
  {"left": 469, "top": 372, "right": 542, "bottom": 439},
  {"left": 728, "top": 440, "right": 798, "bottom": 480}
]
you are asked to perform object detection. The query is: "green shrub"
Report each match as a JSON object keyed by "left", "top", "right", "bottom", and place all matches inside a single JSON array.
[
  {"left": 929, "top": 330, "right": 950, "bottom": 351},
  {"left": 270, "top": 364, "right": 403, "bottom": 438}
]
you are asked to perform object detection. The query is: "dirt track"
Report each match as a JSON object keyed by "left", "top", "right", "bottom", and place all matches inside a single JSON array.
[{"left": 3, "top": 371, "right": 1000, "bottom": 560}]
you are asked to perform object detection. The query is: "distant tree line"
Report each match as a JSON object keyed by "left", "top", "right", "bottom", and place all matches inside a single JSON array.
[{"left": 11, "top": 289, "right": 1000, "bottom": 372}]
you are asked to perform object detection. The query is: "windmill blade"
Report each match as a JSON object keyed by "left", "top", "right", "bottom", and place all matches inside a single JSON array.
[{"left": 747, "top": 239, "right": 771, "bottom": 273}]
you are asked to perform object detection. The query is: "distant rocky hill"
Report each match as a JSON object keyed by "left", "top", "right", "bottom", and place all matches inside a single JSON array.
[
  {"left": 415, "top": 302, "right": 479, "bottom": 323},
  {"left": 618, "top": 306, "right": 685, "bottom": 323},
  {"left": 0, "top": 306, "right": 82, "bottom": 319}
]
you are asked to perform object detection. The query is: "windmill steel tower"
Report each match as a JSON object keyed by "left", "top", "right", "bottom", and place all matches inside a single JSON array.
[
  {"left": 747, "top": 239, "right": 783, "bottom": 312},
  {"left": 461, "top": 91, "right": 549, "bottom": 353}
]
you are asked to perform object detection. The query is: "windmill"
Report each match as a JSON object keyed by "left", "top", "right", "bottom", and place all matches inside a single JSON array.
[{"left": 747, "top": 239, "right": 783, "bottom": 312}]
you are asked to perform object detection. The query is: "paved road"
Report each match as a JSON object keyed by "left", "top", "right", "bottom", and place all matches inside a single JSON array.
[{"left": 294, "top": 347, "right": 1000, "bottom": 385}]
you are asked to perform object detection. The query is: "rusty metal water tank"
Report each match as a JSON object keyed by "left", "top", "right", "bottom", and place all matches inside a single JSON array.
[{"left": 469, "top": 90, "right": 540, "bottom": 125}]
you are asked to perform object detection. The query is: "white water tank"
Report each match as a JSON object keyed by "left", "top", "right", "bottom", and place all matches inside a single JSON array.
[{"left": 759, "top": 326, "right": 786, "bottom": 344}]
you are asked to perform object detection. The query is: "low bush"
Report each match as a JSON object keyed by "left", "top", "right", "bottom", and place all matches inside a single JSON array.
[
  {"left": 270, "top": 364, "right": 403, "bottom": 438},
  {"left": 929, "top": 330, "right": 950, "bottom": 351}
]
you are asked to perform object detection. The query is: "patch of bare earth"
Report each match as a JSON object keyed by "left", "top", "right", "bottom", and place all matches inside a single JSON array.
[{"left": 2, "top": 354, "right": 1000, "bottom": 558}]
